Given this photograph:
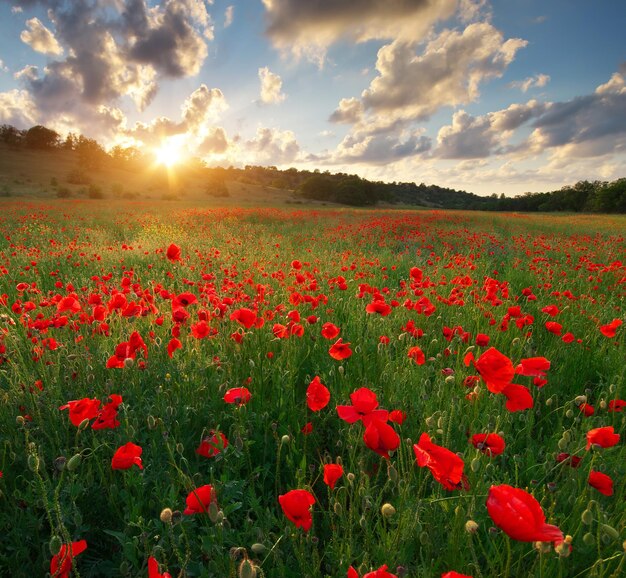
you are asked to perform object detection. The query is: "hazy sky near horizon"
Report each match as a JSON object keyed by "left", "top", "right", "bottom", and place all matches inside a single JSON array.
[{"left": 0, "top": 0, "right": 625, "bottom": 196}]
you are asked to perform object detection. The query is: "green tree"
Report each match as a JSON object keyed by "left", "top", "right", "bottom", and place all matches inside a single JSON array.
[{"left": 24, "top": 125, "right": 59, "bottom": 149}]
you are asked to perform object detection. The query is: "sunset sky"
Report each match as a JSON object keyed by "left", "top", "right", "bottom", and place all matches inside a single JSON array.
[{"left": 0, "top": 0, "right": 625, "bottom": 195}]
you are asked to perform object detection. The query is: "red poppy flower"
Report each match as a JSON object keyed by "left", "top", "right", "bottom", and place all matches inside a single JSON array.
[
  {"left": 545, "top": 321, "right": 562, "bottom": 335},
  {"left": 413, "top": 433, "right": 468, "bottom": 491},
  {"left": 224, "top": 387, "right": 251, "bottom": 405},
  {"left": 166, "top": 243, "right": 181, "bottom": 262},
  {"left": 407, "top": 346, "right": 425, "bottom": 365},
  {"left": 148, "top": 556, "right": 172, "bottom": 578},
  {"left": 588, "top": 470, "right": 614, "bottom": 496},
  {"left": 363, "top": 565, "right": 397, "bottom": 578},
  {"left": 363, "top": 419, "right": 400, "bottom": 459},
  {"left": 608, "top": 399, "right": 626, "bottom": 412},
  {"left": 301, "top": 422, "right": 313, "bottom": 435},
  {"left": 230, "top": 308, "right": 257, "bottom": 329},
  {"left": 50, "top": 539, "right": 87, "bottom": 578},
  {"left": 306, "top": 376, "right": 330, "bottom": 412},
  {"left": 321, "top": 322, "right": 340, "bottom": 339},
  {"left": 91, "top": 394, "right": 122, "bottom": 430},
  {"left": 442, "top": 572, "right": 473, "bottom": 578},
  {"left": 464, "top": 347, "right": 514, "bottom": 393},
  {"left": 111, "top": 442, "right": 143, "bottom": 470},
  {"left": 475, "top": 334, "right": 490, "bottom": 347},
  {"left": 388, "top": 410, "right": 406, "bottom": 425},
  {"left": 366, "top": 300, "right": 392, "bottom": 316},
  {"left": 556, "top": 452, "right": 582, "bottom": 467},
  {"left": 586, "top": 426, "right": 620, "bottom": 450},
  {"left": 184, "top": 485, "right": 217, "bottom": 515},
  {"left": 501, "top": 383, "right": 533, "bottom": 412},
  {"left": 167, "top": 337, "right": 182, "bottom": 358},
  {"left": 599, "top": 318, "right": 622, "bottom": 338},
  {"left": 323, "top": 464, "right": 344, "bottom": 490},
  {"left": 486, "top": 484, "right": 563, "bottom": 545},
  {"left": 59, "top": 398, "right": 101, "bottom": 427},
  {"left": 579, "top": 403, "right": 595, "bottom": 417},
  {"left": 196, "top": 431, "right": 228, "bottom": 458},
  {"left": 515, "top": 357, "right": 550, "bottom": 377},
  {"left": 471, "top": 433, "right": 505, "bottom": 456},
  {"left": 336, "top": 387, "right": 388, "bottom": 424},
  {"left": 279, "top": 489, "right": 315, "bottom": 532},
  {"left": 329, "top": 338, "right": 352, "bottom": 360}
]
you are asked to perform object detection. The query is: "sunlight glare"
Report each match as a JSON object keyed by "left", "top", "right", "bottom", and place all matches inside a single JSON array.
[{"left": 154, "top": 137, "right": 185, "bottom": 168}]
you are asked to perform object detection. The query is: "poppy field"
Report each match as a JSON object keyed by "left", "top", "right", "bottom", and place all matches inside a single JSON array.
[{"left": 0, "top": 200, "right": 624, "bottom": 578}]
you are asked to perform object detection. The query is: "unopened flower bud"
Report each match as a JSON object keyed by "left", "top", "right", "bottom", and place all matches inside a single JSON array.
[
  {"left": 49, "top": 536, "right": 62, "bottom": 556},
  {"left": 27, "top": 454, "right": 39, "bottom": 473},
  {"left": 251, "top": 543, "right": 266, "bottom": 555},
  {"left": 465, "top": 520, "right": 479, "bottom": 534},
  {"left": 238, "top": 557, "right": 257, "bottom": 578},
  {"left": 281, "top": 435, "right": 290, "bottom": 445},
  {"left": 160, "top": 508, "right": 173, "bottom": 524},
  {"left": 583, "top": 533, "right": 595, "bottom": 546},
  {"left": 66, "top": 454, "right": 82, "bottom": 472},
  {"left": 470, "top": 457, "right": 481, "bottom": 473},
  {"left": 78, "top": 418, "right": 91, "bottom": 431},
  {"left": 600, "top": 524, "right": 619, "bottom": 541},
  {"left": 581, "top": 509, "right": 593, "bottom": 525},
  {"left": 208, "top": 502, "right": 220, "bottom": 523},
  {"left": 381, "top": 503, "right": 396, "bottom": 518}
]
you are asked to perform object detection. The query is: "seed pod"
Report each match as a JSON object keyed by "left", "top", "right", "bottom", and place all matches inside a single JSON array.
[
  {"left": 381, "top": 503, "right": 396, "bottom": 518},
  {"left": 600, "top": 524, "right": 619, "bottom": 541},
  {"left": 66, "top": 454, "right": 82, "bottom": 472},
  {"left": 581, "top": 509, "right": 593, "bottom": 525},
  {"left": 49, "top": 536, "right": 62, "bottom": 556},
  {"left": 27, "top": 454, "right": 39, "bottom": 473}
]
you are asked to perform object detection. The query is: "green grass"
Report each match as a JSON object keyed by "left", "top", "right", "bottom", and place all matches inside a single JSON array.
[{"left": 0, "top": 200, "right": 624, "bottom": 578}]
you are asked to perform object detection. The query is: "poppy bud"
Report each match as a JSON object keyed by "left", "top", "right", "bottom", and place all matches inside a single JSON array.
[
  {"left": 565, "top": 409, "right": 574, "bottom": 418},
  {"left": 574, "top": 395, "right": 587, "bottom": 405},
  {"left": 16, "top": 415, "right": 25, "bottom": 426},
  {"left": 176, "top": 442, "right": 184, "bottom": 455},
  {"left": 27, "top": 454, "right": 39, "bottom": 473},
  {"left": 147, "top": 415, "right": 156, "bottom": 429},
  {"left": 124, "top": 357, "right": 134, "bottom": 368},
  {"left": 359, "top": 515, "right": 367, "bottom": 529},
  {"left": 333, "top": 501, "right": 342, "bottom": 515},
  {"left": 534, "top": 541, "right": 551, "bottom": 553},
  {"left": 251, "top": 543, "right": 266, "bottom": 555},
  {"left": 600, "top": 524, "right": 619, "bottom": 541},
  {"left": 208, "top": 502, "right": 220, "bottom": 523},
  {"left": 238, "top": 558, "right": 257, "bottom": 578},
  {"left": 281, "top": 435, "right": 290, "bottom": 445},
  {"left": 381, "top": 503, "right": 396, "bottom": 518},
  {"left": 336, "top": 456, "right": 343, "bottom": 466},
  {"left": 54, "top": 456, "right": 67, "bottom": 472},
  {"left": 66, "top": 454, "right": 82, "bottom": 472},
  {"left": 581, "top": 509, "right": 593, "bottom": 525},
  {"left": 347, "top": 473, "right": 355, "bottom": 483},
  {"left": 338, "top": 366, "right": 344, "bottom": 375},
  {"left": 419, "top": 531, "right": 430, "bottom": 545},
  {"left": 465, "top": 520, "right": 479, "bottom": 534},
  {"left": 445, "top": 375, "right": 455, "bottom": 384},
  {"left": 583, "top": 532, "right": 595, "bottom": 546},
  {"left": 471, "top": 457, "right": 481, "bottom": 472},
  {"left": 160, "top": 508, "right": 173, "bottom": 524},
  {"left": 78, "top": 418, "right": 91, "bottom": 431},
  {"left": 387, "top": 464, "right": 398, "bottom": 482},
  {"left": 49, "top": 535, "right": 62, "bottom": 556}
]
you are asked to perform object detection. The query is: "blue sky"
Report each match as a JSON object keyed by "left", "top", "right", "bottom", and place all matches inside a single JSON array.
[{"left": 0, "top": 0, "right": 625, "bottom": 195}]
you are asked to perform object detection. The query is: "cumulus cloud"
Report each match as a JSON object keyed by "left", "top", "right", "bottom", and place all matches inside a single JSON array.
[
  {"left": 329, "top": 98, "right": 363, "bottom": 124},
  {"left": 0, "top": 89, "right": 38, "bottom": 127},
  {"left": 262, "top": 0, "right": 457, "bottom": 64},
  {"left": 224, "top": 5, "right": 234, "bottom": 28},
  {"left": 509, "top": 73, "right": 550, "bottom": 92},
  {"left": 197, "top": 127, "right": 229, "bottom": 155},
  {"left": 0, "top": 59, "right": 7, "bottom": 73},
  {"left": 244, "top": 127, "right": 300, "bottom": 164},
  {"left": 333, "top": 130, "right": 431, "bottom": 164},
  {"left": 181, "top": 85, "right": 228, "bottom": 131},
  {"left": 4, "top": 0, "right": 214, "bottom": 137},
  {"left": 359, "top": 23, "right": 526, "bottom": 123},
  {"left": 20, "top": 17, "right": 63, "bottom": 55},
  {"left": 258, "top": 67, "right": 286, "bottom": 104}
]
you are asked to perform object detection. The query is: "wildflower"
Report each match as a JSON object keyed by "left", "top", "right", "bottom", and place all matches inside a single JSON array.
[
  {"left": 363, "top": 419, "right": 400, "bottom": 459},
  {"left": 414, "top": 433, "right": 468, "bottom": 491},
  {"left": 148, "top": 556, "right": 172, "bottom": 578},
  {"left": 184, "top": 485, "right": 217, "bottom": 515},
  {"left": 337, "top": 387, "right": 387, "bottom": 424},
  {"left": 323, "top": 464, "right": 344, "bottom": 490},
  {"left": 470, "top": 433, "right": 505, "bottom": 456},
  {"left": 486, "top": 484, "right": 563, "bottom": 545},
  {"left": 279, "top": 489, "right": 315, "bottom": 531},
  {"left": 196, "top": 432, "right": 228, "bottom": 458},
  {"left": 59, "top": 398, "right": 101, "bottom": 427},
  {"left": 586, "top": 426, "right": 620, "bottom": 450},
  {"left": 464, "top": 347, "right": 514, "bottom": 393},
  {"left": 224, "top": 387, "right": 251, "bottom": 405},
  {"left": 306, "top": 376, "right": 330, "bottom": 412},
  {"left": 111, "top": 442, "right": 143, "bottom": 470},
  {"left": 329, "top": 338, "right": 352, "bottom": 360},
  {"left": 166, "top": 243, "right": 181, "bottom": 262},
  {"left": 588, "top": 471, "right": 614, "bottom": 496},
  {"left": 50, "top": 539, "right": 87, "bottom": 578},
  {"left": 407, "top": 346, "right": 425, "bottom": 365}
]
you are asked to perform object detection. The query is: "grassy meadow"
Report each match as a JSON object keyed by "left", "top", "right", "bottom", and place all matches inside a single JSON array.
[{"left": 0, "top": 200, "right": 624, "bottom": 577}]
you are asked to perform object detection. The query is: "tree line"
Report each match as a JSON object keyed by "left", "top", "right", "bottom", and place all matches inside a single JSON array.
[{"left": 1, "top": 123, "right": 624, "bottom": 212}]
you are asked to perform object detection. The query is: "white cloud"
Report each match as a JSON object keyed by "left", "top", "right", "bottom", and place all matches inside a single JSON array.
[
  {"left": 224, "top": 5, "right": 234, "bottom": 28},
  {"left": 258, "top": 67, "right": 286, "bottom": 104},
  {"left": 244, "top": 126, "right": 300, "bottom": 164},
  {"left": 262, "top": 0, "right": 457, "bottom": 65},
  {"left": 20, "top": 17, "right": 63, "bottom": 55},
  {"left": 0, "top": 89, "right": 38, "bottom": 127},
  {"left": 181, "top": 85, "right": 228, "bottom": 131},
  {"left": 0, "top": 59, "right": 9, "bottom": 73},
  {"left": 509, "top": 73, "right": 550, "bottom": 92}
]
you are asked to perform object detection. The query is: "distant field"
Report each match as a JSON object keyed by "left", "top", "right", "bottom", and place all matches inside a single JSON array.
[{"left": 0, "top": 201, "right": 624, "bottom": 577}]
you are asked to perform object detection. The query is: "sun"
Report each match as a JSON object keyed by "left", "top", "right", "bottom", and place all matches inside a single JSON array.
[{"left": 153, "top": 136, "right": 185, "bottom": 167}]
